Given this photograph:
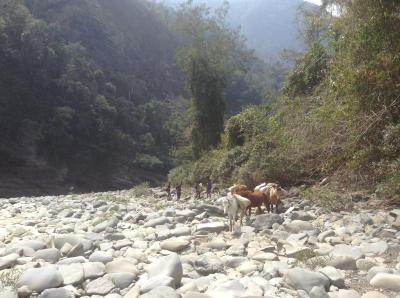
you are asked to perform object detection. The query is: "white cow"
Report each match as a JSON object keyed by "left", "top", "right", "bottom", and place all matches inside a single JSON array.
[{"left": 217, "top": 193, "right": 251, "bottom": 232}]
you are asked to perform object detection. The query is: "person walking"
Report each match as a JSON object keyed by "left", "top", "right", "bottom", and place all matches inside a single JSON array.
[
  {"left": 206, "top": 176, "right": 212, "bottom": 199},
  {"left": 194, "top": 181, "right": 201, "bottom": 199},
  {"left": 165, "top": 182, "right": 171, "bottom": 199},
  {"left": 176, "top": 182, "right": 182, "bottom": 201}
]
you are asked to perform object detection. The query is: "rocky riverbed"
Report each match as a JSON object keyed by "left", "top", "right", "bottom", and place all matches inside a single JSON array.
[{"left": 0, "top": 187, "right": 399, "bottom": 298}]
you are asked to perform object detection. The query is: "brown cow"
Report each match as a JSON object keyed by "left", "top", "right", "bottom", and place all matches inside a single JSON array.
[{"left": 233, "top": 189, "right": 271, "bottom": 215}]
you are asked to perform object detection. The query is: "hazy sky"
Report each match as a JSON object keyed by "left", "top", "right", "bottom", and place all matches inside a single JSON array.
[{"left": 305, "top": 0, "right": 322, "bottom": 5}]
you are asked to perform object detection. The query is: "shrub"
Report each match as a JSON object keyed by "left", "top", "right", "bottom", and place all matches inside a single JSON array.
[
  {"left": 301, "top": 183, "right": 354, "bottom": 211},
  {"left": 131, "top": 182, "right": 150, "bottom": 197},
  {"left": 0, "top": 268, "right": 22, "bottom": 292}
]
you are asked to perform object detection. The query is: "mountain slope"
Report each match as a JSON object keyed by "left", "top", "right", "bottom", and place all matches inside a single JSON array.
[
  {"left": 26, "top": 0, "right": 184, "bottom": 101},
  {"left": 0, "top": 0, "right": 186, "bottom": 197}
]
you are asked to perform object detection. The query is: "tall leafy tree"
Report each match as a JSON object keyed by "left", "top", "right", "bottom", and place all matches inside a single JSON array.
[{"left": 175, "top": 1, "right": 251, "bottom": 158}]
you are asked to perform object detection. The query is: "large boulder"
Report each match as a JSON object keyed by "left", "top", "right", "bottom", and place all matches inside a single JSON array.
[
  {"left": 54, "top": 235, "right": 92, "bottom": 252},
  {"left": 17, "top": 267, "right": 63, "bottom": 293},
  {"left": 206, "top": 280, "right": 246, "bottom": 298},
  {"left": 83, "top": 262, "right": 106, "bottom": 279},
  {"left": 141, "top": 276, "right": 175, "bottom": 293},
  {"left": 194, "top": 254, "right": 224, "bottom": 275},
  {"left": 319, "top": 266, "right": 345, "bottom": 288},
  {"left": 139, "top": 286, "right": 181, "bottom": 298},
  {"left": 281, "top": 268, "right": 330, "bottom": 293},
  {"left": 329, "top": 289, "right": 361, "bottom": 298},
  {"left": 144, "top": 217, "right": 170, "bottom": 228},
  {"left": 89, "top": 251, "right": 113, "bottom": 264},
  {"left": 370, "top": 273, "right": 400, "bottom": 291},
  {"left": 58, "top": 263, "right": 84, "bottom": 285},
  {"left": 328, "top": 256, "right": 357, "bottom": 270},
  {"left": 105, "top": 258, "right": 139, "bottom": 275},
  {"left": 253, "top": 214, "right": 283, "bottom": 230},
  {"left": 284, "top": 220, "right": 314, "bottom": 233},
  {"left": 92, "top": 217, "right": 119, "bottom": 233},
  {"left": 309, "top": 286, "right": 329, "bottom": 298},
  {"left": 32, "top": 248, "right": 61, "bottom": 263},
  {"left": 84, "top": 276, "right": 115, "bottom": 295},
  {"left": 106, "top": 272, "right": 136, "bottom": 289},
  {"left": 38, "top": 288, "right": 74, "bottom": 298},
  {"left": 147, "top": 253, "right": 183, "bottom": 288},
  {"left": 366, "top": 266, "right": 395, "bottom": 282},
  {"left": 195, "top": 222, "right": 226, "bottom": 234},
  {"left": 196, "top": 204, "right": 224, "bottom": 216},
  {"left": 160, "top": 239, "right": 190, "bottom": 252},
  {"left": 360, "top": 241, "right": 388, "bottom": 255},
  {"left": 0, "top": 253, "right": 19, "bottom": 270},
  {"left": 17, "top": 240, "right": 46, "bottom": 251},
  {"left": 331, "top": 244, "right": 363, "bottom": 260}
]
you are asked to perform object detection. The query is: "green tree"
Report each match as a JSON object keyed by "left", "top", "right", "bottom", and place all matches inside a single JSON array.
[{"left": 175, "top": 1, "right": 251, "bottom": 158}]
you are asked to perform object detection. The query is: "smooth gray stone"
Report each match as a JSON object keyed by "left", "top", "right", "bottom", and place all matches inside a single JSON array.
[
  {"left": 139, "top": 286, "right": 181, "bottom": 298},
  {"left": 147, "top": 253, "right": 183, "bottom": 288},
  {"left": 106, "top": 272, "right": 135, "bottom": 289},
  {"left": 32, "top": 248, "right": 61, "bottom": 263},
  {"left": 38, "top": 288, "right": 74, "bottom": 298},
  {"left": 282, "top": 268, "right": 330, "bottom": 293},
  {"left": 17, "top": 267, "right": 63, "bottom": 293}
]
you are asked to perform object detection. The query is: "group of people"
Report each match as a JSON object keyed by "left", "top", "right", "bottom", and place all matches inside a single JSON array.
[
  {"left": 164, "top": 177, "right": 213, "bottom": 200},
  {"left": 165, "top": 182, "right": 182, "bottom": 200},
  {"left": 194, "top": 177, "right": 212, "bottom": 199}
]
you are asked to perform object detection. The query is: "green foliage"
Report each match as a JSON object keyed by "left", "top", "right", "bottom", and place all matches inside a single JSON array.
[
  {"left": 301, "top": 184, "right": 354, "bottom": 211},
  {"left": 0, "top": 0, "right": 189, "bottom": 190},
  {"left": 283, "top": 42, "right": 328, "bottom": 97},
  {"left": 169, "top": 0, "right": 399, "bottom": 204},
  {"left": 175, "top": 1, "right": 252, "bottom": 158},
  {"left": 293, "top": 250, "right": 332, "bottom": 270},
  {"left": 131, "top": 182, "right": 151, "bottom": 197}
]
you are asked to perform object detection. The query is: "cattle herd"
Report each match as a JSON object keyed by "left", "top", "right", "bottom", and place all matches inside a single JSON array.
[{"left": 218, "top": 182, "right": 288, "bottom": 232}]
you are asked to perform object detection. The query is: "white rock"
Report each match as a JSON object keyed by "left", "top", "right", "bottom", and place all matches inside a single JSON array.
[
  {"left": 370, "top": 273, "right": 400, "bottom": 291},
  {"left": 85, "top": 276, "right": 115, "bottom": 295},
  {"left": 59, "top": 263, "right": 84, "bottom": 285}
]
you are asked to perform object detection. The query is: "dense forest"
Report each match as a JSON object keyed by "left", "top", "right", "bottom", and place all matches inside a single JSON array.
[
  {"left": 1, "top": 0, "right": 398, "bottom": 203},
  {"left": 0, "top": 0, "right": 284, "bottom": 196}
]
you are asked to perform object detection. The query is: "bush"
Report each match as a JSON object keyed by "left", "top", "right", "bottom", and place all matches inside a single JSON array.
[
  {"left": 0, "top": 268, "right": 22, "bottom": 292},
  {"left": 131, "top": 182, "right": 150, "bottom": 197},
  {"left": 301, "top": 183, "right": 354, "bottom": 211}
]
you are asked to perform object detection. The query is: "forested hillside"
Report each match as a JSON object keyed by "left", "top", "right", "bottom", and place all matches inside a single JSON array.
[
  {"left": 169, "top": 0, "right": 400, "bottom": 204},
  {"left": 0, "top": 0, "right": 188, "bottom": 196},
  {"left": 0, "top": 0, "right": 277, "bottom": 196}
]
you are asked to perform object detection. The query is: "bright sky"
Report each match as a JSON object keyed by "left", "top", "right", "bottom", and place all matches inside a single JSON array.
[{"left": 305, "top": 0, "right": 322, "bottom": 5}]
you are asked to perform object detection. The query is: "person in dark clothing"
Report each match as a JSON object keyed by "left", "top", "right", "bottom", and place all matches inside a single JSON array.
[
  {"left": 176, "top": 182, "right": 182, "bottom": 200},
  {"left": 194, "top": 181, "right": 201, "bottom": 199},
  {"left": 165, "top": 182, "right": 171, "bottom": 199},
  {"left": 206, "top": 177, "right": 212, "bottom": 199}
]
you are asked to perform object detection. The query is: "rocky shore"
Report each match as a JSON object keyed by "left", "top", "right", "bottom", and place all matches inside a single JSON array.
[{"left": 0, "top": 187, "right": 399, "bottom": 298}]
